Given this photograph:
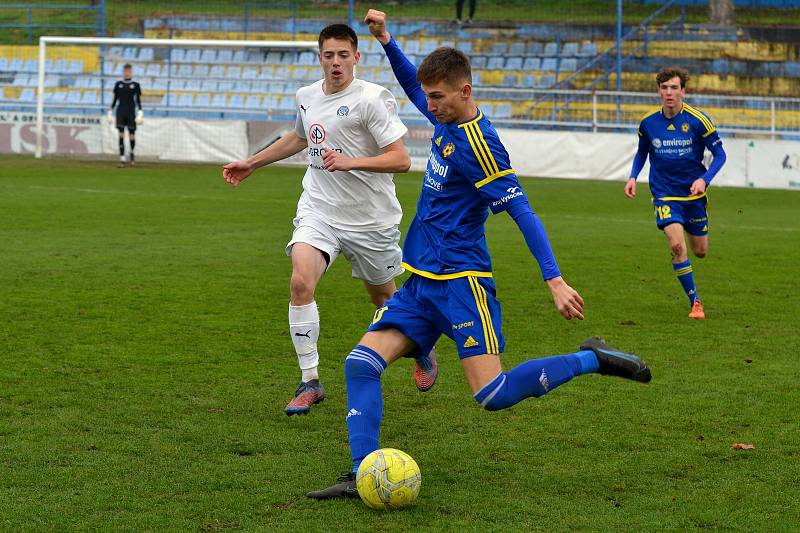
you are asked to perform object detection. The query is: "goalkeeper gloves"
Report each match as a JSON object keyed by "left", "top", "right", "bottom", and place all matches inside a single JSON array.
[
  {"left": 106, "top": 110, "right": 114, "bottom": 125},
  {"left": 135, "top": 109, "right": 144, "bottom": 125}
]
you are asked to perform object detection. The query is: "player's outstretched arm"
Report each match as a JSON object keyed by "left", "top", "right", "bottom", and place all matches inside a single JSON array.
[
  {"left": 626, "top": 133, "right": 649, "bottom": 198},
  {"left": 322, "top": 139, "right": 410, "bottom": 173},
  {"left": 222, "top": 131, "right": 308, "bottom": 187},
  {"left": 364, "top": 9, "right": 436, "bottom": 125}
]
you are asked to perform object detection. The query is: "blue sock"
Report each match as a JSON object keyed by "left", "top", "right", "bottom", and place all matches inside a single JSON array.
[
  {"left": 345, "top": 345, "right": 386, "bottom": 473},
  {"left": 673, "top": 259, "right": 699, "bottom": 303},
  {"left": 473, "top": 350, "right": 598, "bottom": 411}
]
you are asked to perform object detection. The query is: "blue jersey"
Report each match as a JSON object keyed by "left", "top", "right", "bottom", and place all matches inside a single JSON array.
[
  {"left": 636, "top": 104, "right": 723, "bottom": 200},
  {"left": 401, "top": 110, "right": 529, "bottom": 279}
]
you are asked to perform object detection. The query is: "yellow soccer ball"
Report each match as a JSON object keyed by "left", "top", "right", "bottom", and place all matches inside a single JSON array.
[{"left": 356, "top": 448, "right": 421, "bottom": 510}]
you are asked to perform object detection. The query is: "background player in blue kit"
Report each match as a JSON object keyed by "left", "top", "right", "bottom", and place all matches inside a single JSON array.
[
  {"left": 625, "top": 67, "right": 727, "bottom": 320},
  {"left": 307, "top": 9, "right": 653, "bottom": 500}
]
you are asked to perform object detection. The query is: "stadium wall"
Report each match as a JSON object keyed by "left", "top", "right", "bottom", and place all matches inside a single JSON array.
[{"left": 2, "top": 111, "right": 798, "bottom": 191}]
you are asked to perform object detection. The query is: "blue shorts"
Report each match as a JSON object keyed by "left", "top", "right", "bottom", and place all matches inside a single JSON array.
[
  {"left": 367, "top": 274, "right": 505, "bottom": 359},
  {"left": 653, "top": 196, "right": 709, "bottom": 236}
]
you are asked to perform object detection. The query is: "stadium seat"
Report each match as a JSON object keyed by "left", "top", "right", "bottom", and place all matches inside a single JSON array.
[
  {"left": 560, "top": 58, "right": 578, "bottom": 71},
  {"left": 263, "top": 95, "right": 279, "bottom": 110},
  {"left": 494, "top": 103, "right": 513, "bottom": 119},
  {"left": 562, "top": 42, "right": 579, "bottom": 57},
  {"left": 0, "top": 58, "right": 8, "bottom": 71},
  {"left": 487, "top": 56, "right": 505, "bottom": 69},
  {"left": 68, "top": 60, "right": 83, "bottom": 74},
  {"left": 523, "top": 57, "right": 541, "bottom": 71},
  {"left": 471, "top": 56, "right": 487, "bottom": 69},
  {"left": 13, "top": 75, "right": 29, "bottom": 86},
  {"left": 232, "top": 50, "right": 246, "bottom": 63},
  {"left": 578, "top": 42, "right": 598, "bottom": 57},
  {"left": 87, "top": 78, "right": 101, "bottom": 89},
  {"left": 298, "top": 52, "right": 316, "bottom": 66},
  {"left": 217, "top": 80, "right": 235, "bottom": 92},
  {"left": 209, "top": 65, "right": 226, "bottom": 78},
  {"left": 522, "top": 74, "right": 537, "bottom": 87},
  {"left": 193, "top": 65, "right": 209, "bottom": 77},
  {"left": 403, "top": 39, "right": 421, "bottom": 54},
  {"left": 274, "top": 66, "right": 290, "bottom": 80},
  {"left": 246, "top": 51, "right": 263, "bottom": 63},
  {"left": 457, "top": 40, "right": 473, "bottom": 54},
  {"left": 184, "top": 79, "right": 203, "bottom": 91},
  {"left": 122, "top": 47, "right": 137, "bottom": 60},
  {"left": 266, "top": 51, "right": 282, "bottom": 65},
  {"left": 502, "top": 74, "right": 518, "bottom": 87},
  {"left": 170, "top": 48, "right": 186, "bottom": 63},
  {"left": 169, "top": 80, "right": 186, "bottom": 91},
  {"left": 26, "top": 59, "right": 38, "bottom": 72},
  {"left": 241, "top": 67, "right": 258, "bottom": 80},
  {"left": 508, "top": 42, "right": 526, "bottom": 56},
  {"left": 109, "top": 46, "right": 124, "bottom": 58},
  {"left": 211, "top": 94, "right": 227, "bottom": 108},
  {"left": 228, "top": 66, "right": 242, "bottom": 78},
  {"left": 490, "top": 42, "right": 508, "bottom": 55},
  {"left": 251, "top": 81, "right": 268, "bottom": 93},
  {"left": 184, "top": 49, "right": 201, "bottom": 63},
  {"left": 138, "top": 48, "right": 154, "bottom": 62},
  {"left": 245, "top": 95, "right": 262, "bottom": 109},
  {"left": 233, "top": 81, "right": 251, "bottom": 93},
  {"left": 364, "top": 54, "right": 383, "bottom": 67},
  {"left": 194, "top": 93, "right": 210, "bottom": 107},
  {"left": 151, "top": 79, "right": 168, "bottom": 91},
  {"left": 541, "top": 58, "right": 558, "bottom": 71},
  {"left": 74, "top": 77, "right": 87, "bottom": 89},
  {"left": 81, "top": 91, "right": 98, "bottom": 104},
  {"left": 66, "top": 90, "right": 82, "bottom": 104},
  {"left": 282, "top": 51, "right": 299, "bottom": 65},
  {"left": 505, "top": 57, "right": 523, "bottom": 70},
  {"left": 178, "top": 93, "right": 194, "bottom": 107},
  {"left": 217, "top": 49, "right": 233, "bottom": 63},
  {"left": 543, "top": 42, "right": 558, "bottom": 57},
  {"left": 50, "top": 91, "right": 67, "bottom": 103},
  {"left": 9, "top": 58, "right": 23, "bottom": 71},
  {"left": 145, "top": 64, "right": 163, "bottom": 77},
  {"left": 201, "top": 49, "right": 217, "bottom": 63},
  {"left": 19, "top": 88, "right": 35, "bottom": 102},
  {"left": 258, "top": 66, "right": 275, "bottom": 80}
]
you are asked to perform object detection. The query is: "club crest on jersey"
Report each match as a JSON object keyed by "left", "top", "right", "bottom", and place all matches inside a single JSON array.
[
  {"left": 442, "top": 142, "right": 455, "bottom": 158},
  {"left": 308, "top": 123, "right": 326, "bottom": 145},
  {"left": 337, "top": 105, "right": 349, "bottom": 117},
  {"left": 681, "top": 122, "right": 690, "bottom": 133}
]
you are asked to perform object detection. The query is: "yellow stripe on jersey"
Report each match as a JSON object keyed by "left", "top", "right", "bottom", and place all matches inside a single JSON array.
[
  {"left": 401, "top": 262, "right": 493, "bottom": 280},
  {"left": 468, "top": 276, "right": 499, "bottom": 354},
  {"left": 656, "top": 192, "right": 706, "bottom": 201},
  {"left": 475, "top": 169, "right": 515, "bottom": 188},
  {"left": 472, "top": 124, "right": 501, "bottom": 175},
  {"left": 462, "top": 124, "right": 493, "bottom": 177},
  {"left": 683, "top": 104, "right": 716, "bottom": 137},
  {"left": 640, "top": 108, "right": 661, "bottom": 122}
]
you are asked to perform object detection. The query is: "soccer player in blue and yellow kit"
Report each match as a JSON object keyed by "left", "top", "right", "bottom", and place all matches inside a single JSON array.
[
  {"left": 625, "top": 67, "right": 726, "bottom": 319},
  {"left": 307, "top": 10, "right": 653, "bottom": 500}
]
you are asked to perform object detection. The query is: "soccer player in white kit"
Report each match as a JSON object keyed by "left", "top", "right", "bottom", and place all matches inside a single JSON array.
[{"left": 223, "top": 24, "right": 439, "bottom": 415}]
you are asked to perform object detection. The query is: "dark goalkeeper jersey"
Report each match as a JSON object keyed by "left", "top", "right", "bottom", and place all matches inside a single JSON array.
[{"left": 111, "top": 79, "right": 142, "bottom": 116}]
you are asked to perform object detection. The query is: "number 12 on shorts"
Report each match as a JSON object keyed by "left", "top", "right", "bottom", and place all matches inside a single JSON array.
[{"left": 655, "top": 205, "right": 672, "bottom": 220}]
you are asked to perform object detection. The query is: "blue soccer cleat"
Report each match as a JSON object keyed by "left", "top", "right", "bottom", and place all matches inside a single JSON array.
[
  {"left": 284, "top": 379, "right": 325, "bottom": 416},
  {"left": 580, "top": 337, "right": 652, "bottom": 383}
]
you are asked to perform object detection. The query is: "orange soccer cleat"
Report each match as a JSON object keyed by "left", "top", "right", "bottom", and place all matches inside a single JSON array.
[{"left": 689, "top": 299, "right": 705, "bottom": 319}]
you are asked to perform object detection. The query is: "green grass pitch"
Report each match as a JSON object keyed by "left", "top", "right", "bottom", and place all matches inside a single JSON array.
[{"left": 1, "top": 154, "right": 798, "bottom": 530}]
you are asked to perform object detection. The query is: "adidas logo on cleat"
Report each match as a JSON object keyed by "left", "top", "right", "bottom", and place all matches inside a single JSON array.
[{"left": 463, "top": 336, "right": 479, "bottom": 348}]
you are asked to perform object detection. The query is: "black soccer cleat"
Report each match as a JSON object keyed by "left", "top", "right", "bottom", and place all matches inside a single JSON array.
[
  {"left": 580, "top": 336, "right": 652, "bottom": 383},
  {"left": 306, "top": 472, "right": 359, "bottom": 500}
]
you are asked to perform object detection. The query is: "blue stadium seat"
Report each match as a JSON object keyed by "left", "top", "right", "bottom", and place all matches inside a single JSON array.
[
  {"left": 9, "top": 58, "right": 23, "bottom": 71},
  {"left": 523, "top": 57, "right": 541, "bottom": 70},
  {"left": 211, "top": 94, "right": 227, "bottom": 108},
  {"left": 233, "top": 81, "right": 251, "bottom": 92},
  {"left": 266, "top": 51, "right": 282, "bottom": 65},
  {"left": 541, "top": 58, "right": 558, "bottom": 71},
  {"left": 66, "top": 90, "right": 82, "bottom": 104},
  {"left": 13, "top": 75, "right": 29, "bottom": 86},
  {"left": 201, "top": 49, "right": 217, "bottom": 63},
  {"left": 122, "top": 47, "right": 137, "bottom": 60},
  {"left": 471, "top": 55, "right": 487, "bottom": 69},
  {"left": 522, "top": 74, "right": 537, "bottom": 87},
  {"left": 278, "top": 95, "right": 295, "bottom": 111},
  {"left": 0, "top": 58, "right": 8, "bottom": 71},
  {"left": 68, "top": 60, "right": 83, "bottom": 74},
  {"left": 192, "top": 65, "right": 209, "bottom": 77},
  {"left": 178, "top": 93, "right": 194, "bottom": 106},
  {"left": 578, "top": 42, "right": 598, "bottom": 56},
  {"left": 19, "top": 88, "right": 35, "bottom": 102},
  {"left": 490, "top": 42, "right": 508, "bottom": 55},
  {"left": 502, "top": 74, "right": 518, "bottom": 87},
  {"left": 232, "top": 50, "right": 246, "bottom": 63},
  {"left": 494, "top": 103, "right": 513, "bottom": 119},
  {"left": 184, "top": 79, "right": 202, "bottom": 91},
  {"left": 274, "top": 66, "right": 289, "bottom": 80},
  {"left": 263, "top": 95, "right": 279, "bottom": 110},
  {"left": 81, "top": 91, "right": 98, "bottom": 104},
  {"left": 786, "top": 61, "right": 800, "bottom": 77},
  {"left": 562, "top": 42, "right": 579, "bottom": 57},
  {"left": 217, "top": 49, "right": 233, "bottom": 63},
  {"left": 108, "top": 46, "right": 123, "bottom": 58},
  {"left": 242, "top": 67, "right": 258, "bottom": 80},
  {"left": 170, "top": 48, "right": 186, "bottom": 63},
  {"left": 209, "top": 65, "right": 225, "bottom": 78},
  {"left": 25, "top": 59, "right": 38, "bottom": 72},
  {"left": 457, "top": 40, "right": 473, "bottom": 54},
  {"left": 487, "top": 56, "right": 505, "bottom": 69},
  {"left": 145, "top": 63, "right": 162, "bottom": 77},
  {"left": 560, "top": 58, "right": 577, "bottom": 71},
  {"left": 543, "top": 42, "right": 558, "bottom": 57},
  {"left": 50, "top": 91, "right": 67, "bottom": 103},
  {"left": 538, "top": 75, "right": 555, "bottom": 88},
  {"left": 298, "top": 52, "right": 316, "bottom": 66},
  {"left": 74, "top": 77, "right": 87, "bottom": 88},
  {"left": 258, "top": 66, "right": 275, "bottom": 80},
  {"left": 526, "top": 42, "right": 543, "bottom": 56},
  {"left": 508, "top": 42, "right": 526, "bottom": 56},
  {"left": 245, "top": 95, "right": 262, "bottom": 108},
  {"left": 282, "top": 51, "right": 299, "bottom": 65},
  {"left": 364, "top": 53, "right": 383, "bottom": 67},
  {"left": 138, "top": 48, "right": 154, "bottom": 62},
  {"left": 87, "top": 78, "right": 101, "bottom": 89},
  {"left": 152, "top": 79, "right": 168, "bottom": 91},
  {"left": 505, "top": 57, "right": 523, "bottom": 70},
  {"left": 194, "top": 93, "right": 210, "bottom": 107},
  {"left": 246, "top": 51, "right": 263, "bottom": 63},
  {"left": 217, "top": 80, "right": 235, "bottom": 92},
  {"left": 184, "top": 49, "right": 200, "bottom": 63},
  {"left": 403, "top": 39, "right": 421, "bottom": 54},
  {"left": 169, "top": 80, "right": 186, "bottom": 91},
  {"left": 228, "top": 66, "right": 242, "bottom": 78},
  {"left": 251, "top": 81, "right": 268, "bottom": 93},
  {"left": 159, "top": 93, "right": 177, "bottom": 106}
]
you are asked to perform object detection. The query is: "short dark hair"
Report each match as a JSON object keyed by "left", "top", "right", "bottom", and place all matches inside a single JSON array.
[
  {"left": 416, "top": 47, "right": 472, "bottom": 88},
  {"left": 318, "top": 24, "right": 358, "bottom": 51},
  {"left": 656, "top": 67, "right": 689, "bottom": 88},
  {"left": 123, "top": 63, "right": 132, "bottom": 70}
]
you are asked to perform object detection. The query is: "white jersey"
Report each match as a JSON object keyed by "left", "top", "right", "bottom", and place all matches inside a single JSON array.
[{"left": 294, "top": 78, "right": 408, "bottom": 231}]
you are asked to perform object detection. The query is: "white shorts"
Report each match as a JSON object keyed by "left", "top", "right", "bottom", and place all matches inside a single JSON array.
[{"left": 285, "top": 213, "right": 404, "bottom": 285}]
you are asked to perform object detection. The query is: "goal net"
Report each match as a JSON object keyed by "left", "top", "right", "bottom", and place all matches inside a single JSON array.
[{"left": 30, "top": 36, "right": 318, "bottom": 162}]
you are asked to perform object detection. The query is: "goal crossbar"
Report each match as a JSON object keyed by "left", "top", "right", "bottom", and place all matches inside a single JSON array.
[{"left": 35, "top": 35, "right": 318, "bottom": 157}]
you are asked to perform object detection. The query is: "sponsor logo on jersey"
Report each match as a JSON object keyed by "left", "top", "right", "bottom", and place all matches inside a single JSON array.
[
  {"left": 308, "top": 123, "right": 326, "bottom": 144},
  {"left": 424, "top": 150, "right": 450, "bottom": 192},
  {"left": 491, "top": 186, "right": 524, "bottom": 208},
  {"left": 434, "top": 136, "right": 443, "bottom": 147},
  {"left": 667, "top": 124, "right": 675, "bottom": 131},
  {"left": 337, "top": 105, "right": 349, "bottom": 117},
  {"left": 681, "top": 122, "right": 690, "bottom": 133},
  {"left": 652, "top": 138, "right": 662, "bottom": 148},
  {"left": 452, "top": 321, "right": 475, "bottom": 330},
  {"left": 463, "top": 336, "right": 479, "bottom": 348}
]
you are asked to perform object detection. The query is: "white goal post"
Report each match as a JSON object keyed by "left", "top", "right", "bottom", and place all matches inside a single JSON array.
[{"left": 35, "top": 35, "right": 318, "bottom": 159}]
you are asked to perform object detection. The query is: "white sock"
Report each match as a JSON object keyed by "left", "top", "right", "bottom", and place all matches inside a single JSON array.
[{"left": 289, "top": 301, "right": 320, "bottom": 382}]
